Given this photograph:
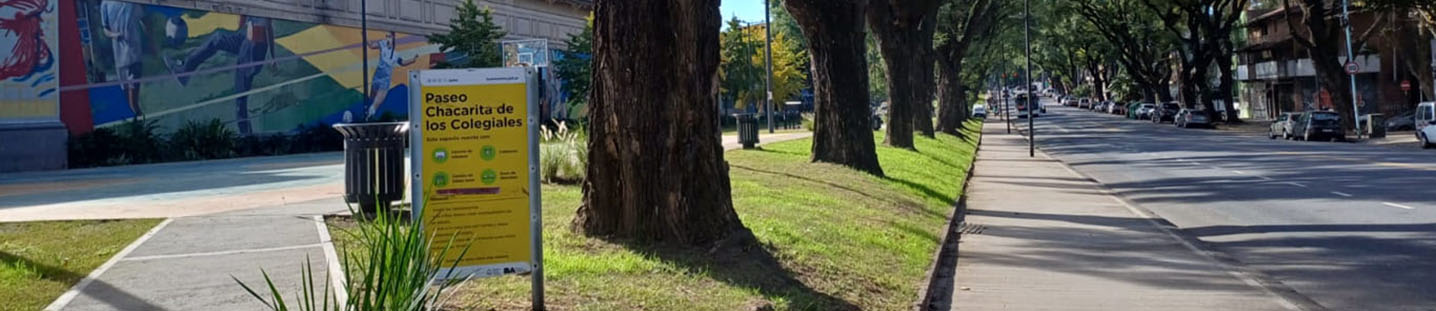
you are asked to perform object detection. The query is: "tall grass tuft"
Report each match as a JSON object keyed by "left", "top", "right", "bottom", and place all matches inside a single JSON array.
[
  {"left": 539, "top": 121, "right": 587, "bottom": 184},
  {"left": 234, "top": 199, "right": 470, "bottom": 311}
]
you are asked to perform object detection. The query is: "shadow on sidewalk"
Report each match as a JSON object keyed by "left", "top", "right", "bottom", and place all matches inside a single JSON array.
[{"left": 1, "top": 251, "right": 168, "bottom": 310}]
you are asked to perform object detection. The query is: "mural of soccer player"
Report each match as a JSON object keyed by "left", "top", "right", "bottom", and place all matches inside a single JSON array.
[
  {"left": 99, "top": 0, "right": 144, "bottom": 119},
  {"left": 168, "top": 15, "right": 273, "bottom": 134},
  {"left": 366, "top": 31, "right": 415, "bottom": 120}
]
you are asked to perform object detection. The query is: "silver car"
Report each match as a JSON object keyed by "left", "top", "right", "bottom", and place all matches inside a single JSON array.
[{"left": 1269, "top": 112, "right": 1298, "bottom": 139}]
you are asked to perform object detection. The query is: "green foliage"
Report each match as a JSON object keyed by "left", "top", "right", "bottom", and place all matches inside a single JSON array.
[
  {"left": 170, "top": 119, "right": 237, "bottom": 160},
  {"left": 866, "top": 31, "right": 888, "bottom": 104},
  {"left": 291, "top": 122, "right": 345, "bottom": 153},
  {"left": 721, "top": 18, "right": 766, "bottom": 109},
  {"left": 554, "top": 14, "right": 593, "bottom": 119},
  {"left": 0, "top": 219, "right": 162, "bottom": 311},
  {"left": 427, "top": 0, "right": 506, "bottom": 69}
]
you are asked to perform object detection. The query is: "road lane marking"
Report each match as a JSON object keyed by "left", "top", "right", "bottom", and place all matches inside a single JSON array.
[
  {"left": 1383, "top": 202, "right": 1415, "bottom": 210},
  {"left": 1329, "top": 191, "right": 1352, "bottom": 197},
  {"left": 1255, "top": 176, "right": 1274, "bottom": 180},
  {"left": 1282, "top": 182, "right": 1308, "bottom": 188},
  {"left": 1232, "top": 170, "right": 1246, "bottom": 174},
  {"left": 120, "top": 243, "right": 323, "bottom": 261}
]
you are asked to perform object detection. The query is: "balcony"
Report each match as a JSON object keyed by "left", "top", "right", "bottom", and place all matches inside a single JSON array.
[{"left": 1237, "top": 55, "right": 1380, "bottom": 81}]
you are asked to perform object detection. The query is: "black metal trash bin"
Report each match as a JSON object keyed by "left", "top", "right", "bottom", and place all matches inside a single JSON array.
[
  {"left": 736, "top": 114, "right": 759, "bottom": 149},
  {"left": 333, "top": 122, "right": 409, "bottom": 215}
]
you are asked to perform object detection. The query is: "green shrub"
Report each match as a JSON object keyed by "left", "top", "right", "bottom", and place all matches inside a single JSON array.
[
  {"left": 235, "top": 134, "right": 294, "bottom": 157},
  {"left": 290, "top": 122, "right": 345, "bottom": 153},
  {"left": 115, "top": 120, "right": 164, "bottom": 163},
  {"left": 539, "top": 121, "right": 587, "bottom": 184},
  {"left": 67, "top": 120, "right": 164, "bottom": 167},
  {"left": 67, "top": 128, "right": 122, "bottom": 168},
  {"left": 170, "top": 119, "right": 237, "bottom": 160}
]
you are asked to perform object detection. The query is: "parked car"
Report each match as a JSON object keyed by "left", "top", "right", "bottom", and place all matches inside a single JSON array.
[
  {"left": 1150, "top": 102, "right": 1182, "bottom": 123},
  {"left": 1063, "top": 97, "right": 1079, "bottom": 107},
  {"left": 972, "top": 104, "right": 988, "bottom": 118},
  {"left": 1291, "top": 111, "right": 1345, "bottom": 141},
  {"left": 1385, "top": 110, "right": 1417, "bottom": 131},
  {"left": 1133, "top": 103, "right": 1156, "bottom": 120},
  {"left": 1269, "top": 112, "right": 1298, "bottom": 139},
  {"left": 1174, "top": 109, "right": 1212, "bottom": 128},
  {"left": 1078, "top": 98, "right": 1092, "bottom": 109},
  {"left": 1106, "top": 101, "right": 1125, "bottom": 115},
  {"left": 1417, "top": 102, "right": 1436, "bottom": 148}
]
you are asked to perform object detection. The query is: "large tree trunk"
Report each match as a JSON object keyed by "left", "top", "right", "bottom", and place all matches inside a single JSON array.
[
  {"left": 785, "top": 0, "right": 885, "bottom": 176},
  {"left": 1215, "top": 47, "right": 1240, "bottom": 122},
  {"left": 576, "top": 0, "right": 748, "bottom": 245},
  {"left": 935, "top": 56, "right": 967, "bottom": 136},
  {"left": 1294, "top": 0, "right": 1359, "bottom": 131},
  {"left": 868, "top": 0, "right": 941, "bottom": 148}
]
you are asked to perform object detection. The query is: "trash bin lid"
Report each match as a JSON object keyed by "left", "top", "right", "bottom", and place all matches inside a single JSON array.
[{"left": 333, "top": 122, "right": 410, "bottom": 138}]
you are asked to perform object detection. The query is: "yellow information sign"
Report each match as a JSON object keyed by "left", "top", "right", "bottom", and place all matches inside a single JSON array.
[{"left": 409, "top": 68, "right": 539, "bottom": 278}]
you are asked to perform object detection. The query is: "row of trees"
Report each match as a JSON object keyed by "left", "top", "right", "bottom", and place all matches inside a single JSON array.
[
  {"left": 573, "top": 0, "right": 1019, "bottom": 246},
  {"left": 1036, "top": 0, "right": 1436, "bottom": 129}
]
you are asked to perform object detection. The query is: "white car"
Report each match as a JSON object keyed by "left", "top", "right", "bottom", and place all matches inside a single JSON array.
[
  {"left": 1417, "top": 102, "right": 1435, "bottom": 149},
  {"left": 972, "top": 104, "right": 987, "bottom": 118}
]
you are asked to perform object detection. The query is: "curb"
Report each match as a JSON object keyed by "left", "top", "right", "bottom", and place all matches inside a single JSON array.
[{"left": 912, "top": 124, "right": 983, "bottom": 311}]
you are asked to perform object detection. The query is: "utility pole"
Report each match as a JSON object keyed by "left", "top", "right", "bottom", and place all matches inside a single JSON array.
[
  {"left": 1342, "top": 0, "right": 1361, "bottom": 139},
  {"left": 764, "top": 0, "right": 776, "bottom": 133},
  {"left": 1024, "top": 0, "right": 1034, "bottom": 157}
]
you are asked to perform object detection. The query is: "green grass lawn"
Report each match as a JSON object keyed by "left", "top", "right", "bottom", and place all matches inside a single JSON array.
[
  {"left": 329, "top": 120, "right": 981, "bottom": 310},
  {"left": 0, "top": 219, "right": 161, "bottom": 311}
]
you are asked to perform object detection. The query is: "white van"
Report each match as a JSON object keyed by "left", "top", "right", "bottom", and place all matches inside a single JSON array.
[{"left": 1417, "top": 102, "right": 1435, "bottom": 149}]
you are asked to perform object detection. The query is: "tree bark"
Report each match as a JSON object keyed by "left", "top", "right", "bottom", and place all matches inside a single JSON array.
[
  {"left": 868, "top": 0, "right": 941, "bottom": 147},
  {"left": 576, "top": 0, "right": 748, "bottom": 245},
  {"left": 785, "top": 0, "right": 885, "bottom": 176},
  {"left": 936, "top": 58, "right": 968, "bottom": 136}
]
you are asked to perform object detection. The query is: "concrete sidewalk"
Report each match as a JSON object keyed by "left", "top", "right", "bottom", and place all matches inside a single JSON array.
[{"left": 940, "top": 121, "right": 1294, "bottom": 310}]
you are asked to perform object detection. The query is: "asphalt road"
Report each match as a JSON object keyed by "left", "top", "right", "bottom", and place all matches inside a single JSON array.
[{"left": 1001, "top": 99, "right": 1436, "bottom": 311}]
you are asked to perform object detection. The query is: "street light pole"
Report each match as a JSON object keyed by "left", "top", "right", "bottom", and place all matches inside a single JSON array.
[
  {"left": 764, "top": 0, "right": 776, "bottom": 133},
  {"left": 1342, "top": 0, "right": 1361, "bottom": 139},
  {"left": 1024, "top": 0, "right": 1034, "bottom": 157}
]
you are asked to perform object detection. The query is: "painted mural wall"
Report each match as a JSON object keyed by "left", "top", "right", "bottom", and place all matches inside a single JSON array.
[
  {"left": 75, "top": 0, "right": 439, "bottom": 135},
  {"left": 0, "top": 0, "right": 59, "bottom": 121}
]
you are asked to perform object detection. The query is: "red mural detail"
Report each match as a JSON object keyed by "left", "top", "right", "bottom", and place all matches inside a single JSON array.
[{"left": 0, "top": 0, "right": 51, "bottom": 80}]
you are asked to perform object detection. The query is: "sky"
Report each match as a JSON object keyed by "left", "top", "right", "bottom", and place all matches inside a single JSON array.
[{"left": 720, "top": 0, "right": 768, "bottom": 26}]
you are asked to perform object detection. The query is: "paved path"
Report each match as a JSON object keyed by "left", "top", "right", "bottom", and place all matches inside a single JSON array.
[
  {"left": 721, "top": 131, "right": 812, "bottom": 151},
  {"left": 1, "top": 131, "right": 811, "bottom": 310},
  {"left": 939, "top": 120, "right": 1292, "bottom": 310}
]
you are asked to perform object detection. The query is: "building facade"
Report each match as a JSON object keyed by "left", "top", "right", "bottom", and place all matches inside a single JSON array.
[
  {"left": 1236, "top": 6, "right": 1428, "bottom": 121},
  {"left": 0, "top": 0, "right": 590, "bottom": 172}
]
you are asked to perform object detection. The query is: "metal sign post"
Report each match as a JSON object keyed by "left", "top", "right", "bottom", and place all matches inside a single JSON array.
[
  {"left": 1341, "top": 0, "right": 1361, "bottom": 140},
  {"left": 409, "top": 67, "right": 544, "bottom": 310},
  {"left": 1024, "top": 0, "right": 1035, "bottom": 157}
]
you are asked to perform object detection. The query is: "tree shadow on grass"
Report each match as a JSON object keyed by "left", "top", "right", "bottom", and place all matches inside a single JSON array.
[
  {"left": 611, "top": 230, "right": 861, "bottom": 310},
  {"left": 883, "top": 176, "right": 957, "bottom": 208},
  {"left": 0, "top": 251, "right": 167, "bottom": 310},
  {"left": 731, "top": 164, "right": 944, "bottom": 220}
]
